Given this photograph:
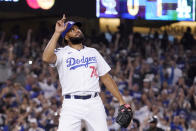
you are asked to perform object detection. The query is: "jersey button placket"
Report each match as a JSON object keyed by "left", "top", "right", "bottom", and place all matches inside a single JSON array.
[{"left": 78, "top": 51, "right": 85, "bottom": 89}]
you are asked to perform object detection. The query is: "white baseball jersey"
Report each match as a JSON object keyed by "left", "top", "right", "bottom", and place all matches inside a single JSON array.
[{"left": 52, "top": 45, "right": 111, "bottom": 95}]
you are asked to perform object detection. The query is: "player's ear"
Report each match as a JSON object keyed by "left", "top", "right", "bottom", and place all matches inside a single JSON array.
[
  {"left": 65, "top": 35, "right": 69, "bottom": 42},
  {"left": 63, "top": 38, "right": 68, "bottom": 45}
]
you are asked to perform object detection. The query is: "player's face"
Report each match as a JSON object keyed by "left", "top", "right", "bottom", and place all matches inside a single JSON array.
[{"left": 66, "top": 25, "right": 85, "bottom": 45}]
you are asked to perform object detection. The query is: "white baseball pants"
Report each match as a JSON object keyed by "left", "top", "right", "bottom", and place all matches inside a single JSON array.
[{"left": 57, "top": 95, "right": 109, "bottom": 131}]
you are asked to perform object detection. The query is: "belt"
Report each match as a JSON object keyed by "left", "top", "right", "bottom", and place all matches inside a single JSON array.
[{"left": 64, "top": 92, "right": 98, "bottom": 100}]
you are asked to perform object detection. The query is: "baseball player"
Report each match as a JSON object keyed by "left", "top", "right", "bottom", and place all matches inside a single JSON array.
[{"left": 42, "top": 14, "right": 128, "bottom": 131}]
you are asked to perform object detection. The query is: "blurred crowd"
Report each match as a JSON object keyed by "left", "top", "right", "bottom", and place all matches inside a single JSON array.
[{"left": 0, "top": 22, "right": 196, "bottom": 131}]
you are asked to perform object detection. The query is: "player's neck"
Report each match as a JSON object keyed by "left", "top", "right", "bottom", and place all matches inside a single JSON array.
[{"left": 69, "top": 43, "right": 83, "bottom": 51}]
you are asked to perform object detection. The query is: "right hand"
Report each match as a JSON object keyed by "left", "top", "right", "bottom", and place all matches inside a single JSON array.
[{"left": 55, "top": 14, "right": 67, "bottom": 34}]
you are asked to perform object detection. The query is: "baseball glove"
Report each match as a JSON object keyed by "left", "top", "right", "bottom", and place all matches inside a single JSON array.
[{"left": 116, "top": 104, "right": 133, "bottom": 128}]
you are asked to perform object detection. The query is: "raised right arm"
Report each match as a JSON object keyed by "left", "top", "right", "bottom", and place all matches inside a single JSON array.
[
  {"left": 42, "top": 32, "right": 60, "bottom": 63},
  {"left": 42, "top": 14, "right": 67, "bottom": 64}
]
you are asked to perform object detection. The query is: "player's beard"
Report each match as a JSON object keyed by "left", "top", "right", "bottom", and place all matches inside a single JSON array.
[{"left": 69, "top": 33, "right": 85, "bottom": 45}]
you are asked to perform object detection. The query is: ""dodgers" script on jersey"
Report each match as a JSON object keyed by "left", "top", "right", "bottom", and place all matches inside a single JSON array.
[{"left": 66, "top": 56, "right": 97, "bottom": 70}]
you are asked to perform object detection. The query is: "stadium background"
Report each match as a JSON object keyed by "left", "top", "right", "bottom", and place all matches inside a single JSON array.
[{"left": 0, "top": 0, "right": 196, "bottom": 131}]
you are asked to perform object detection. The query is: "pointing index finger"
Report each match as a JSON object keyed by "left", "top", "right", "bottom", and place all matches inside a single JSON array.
[{"left": 62, "top": 14, "right": 66, "bottom": 21}]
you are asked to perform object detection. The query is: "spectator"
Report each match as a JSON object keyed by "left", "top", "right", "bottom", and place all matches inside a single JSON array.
[
  {"left": 145, "top": 116, "right": 164, "bottom": 131},
  {"left": 0, "top": 20, "right": 195, "bottom": 130},
  {"left": 181, "top": 27, "right": 194, "bottom": 50},
  {"left": 28, "top": 118, "right": 44, "bottom": 131},
  {"left": 188, "top": 119, "right": 196, "bottom": 131},
  {"left": 107, "top": 106, "right": 120, "bottom": 131}
]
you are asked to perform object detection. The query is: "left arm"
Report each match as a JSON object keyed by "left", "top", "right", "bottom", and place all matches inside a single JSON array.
[{"left": 100, "top": 73, "right": 125, "bottom": 105}]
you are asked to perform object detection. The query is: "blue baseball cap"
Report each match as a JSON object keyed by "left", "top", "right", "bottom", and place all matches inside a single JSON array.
[{"left": 61, "top": 21, "right": 82, "bottom": 38}]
